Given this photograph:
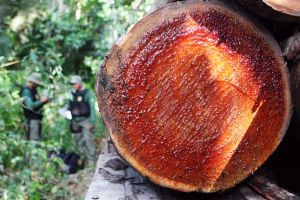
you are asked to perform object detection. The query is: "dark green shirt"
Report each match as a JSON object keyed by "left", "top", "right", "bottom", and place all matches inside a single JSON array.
[{"left": 21, "top": 87, "right": 43, "bottom": 110}]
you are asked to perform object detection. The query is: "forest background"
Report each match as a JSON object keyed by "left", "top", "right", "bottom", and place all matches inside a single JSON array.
[{"left": 0, "top": 0, "right": 153, "bottom": 199}]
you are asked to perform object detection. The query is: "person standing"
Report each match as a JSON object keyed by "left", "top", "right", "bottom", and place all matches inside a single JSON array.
[
  {"left": 21, "top": 72, "right": 50, "bottom": 141},
  {"left": 69, "top": 75, "right": 96, "bottom": 162}
]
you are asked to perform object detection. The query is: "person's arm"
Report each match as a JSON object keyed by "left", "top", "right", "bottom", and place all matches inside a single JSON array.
[
  {"left": 86, "top": 90, "right": 96, "bottom": 125},
  {"left": 22, "top": 89, "right": 43, "bottom": 110}
]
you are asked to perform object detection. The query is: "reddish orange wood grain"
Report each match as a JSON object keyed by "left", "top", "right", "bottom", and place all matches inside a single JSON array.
[{"left": 96, "top": 1, "right": 291, "bottom": 192}]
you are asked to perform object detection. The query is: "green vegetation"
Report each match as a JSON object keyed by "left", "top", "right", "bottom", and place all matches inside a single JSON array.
[{"left": 0, "top": 0, "right": 153, "bottom": 199}]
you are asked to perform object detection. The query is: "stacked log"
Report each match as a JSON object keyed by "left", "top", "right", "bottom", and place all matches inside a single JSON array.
[
  {"left": 235, "top": 0, "right": 300, "bottom": 21},
  {"left": 291, "top": 62, "right": 300, "bottom": 115},
  {"left": 96, "top": 0, "right": 294, "bottom": 193}
]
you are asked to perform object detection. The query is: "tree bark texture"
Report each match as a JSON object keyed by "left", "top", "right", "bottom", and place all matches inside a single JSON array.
[
  {"left": 85, "top": 153, "right": 300, "bottom": 199},
  {"left": 291, "top": 62, "right": 300, "bottom": 115}
]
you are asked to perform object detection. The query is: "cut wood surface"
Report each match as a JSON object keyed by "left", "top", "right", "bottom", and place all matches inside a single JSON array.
[
  {"left": 235, "top": 0, "right": 300, "bottom": 21},
  {"left": 96, "top": 0, "right": 292, "bottom": 192},
  {"left": 263, "top": 0, "right": 300, "bottom": 16}
]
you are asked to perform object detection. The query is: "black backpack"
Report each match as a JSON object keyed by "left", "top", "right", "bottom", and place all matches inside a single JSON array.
[{"left": 69, "top": 89, "right": 90, "bottom": 118}]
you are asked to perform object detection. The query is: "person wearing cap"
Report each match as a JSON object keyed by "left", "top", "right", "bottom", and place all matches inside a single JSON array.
[
  {"left": 68, "top": 75, "right": 96, "bottom": 162},
  {"left": 20, "top": 72, "right": 50, "bottom": 141}
]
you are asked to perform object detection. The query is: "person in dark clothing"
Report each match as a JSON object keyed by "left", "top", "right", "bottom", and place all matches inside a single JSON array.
[
  {"left": 68, "top": 75, "right": 96, "bottom": 163},
  {"left": 20, "top": 72, "right": 50, "bottom": 141}
]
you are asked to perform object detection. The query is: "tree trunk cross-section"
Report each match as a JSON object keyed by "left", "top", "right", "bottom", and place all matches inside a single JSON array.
[{"left": 96, "top": 0, "right": 292, "bottom": 193}]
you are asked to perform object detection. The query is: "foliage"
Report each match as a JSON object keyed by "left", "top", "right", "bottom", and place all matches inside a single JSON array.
[
  {"left": 0, "top": 133, "right": 68, "bottom": 199},
  {"left": 0, "top": 0, "right": 154, "bottom": 199}
]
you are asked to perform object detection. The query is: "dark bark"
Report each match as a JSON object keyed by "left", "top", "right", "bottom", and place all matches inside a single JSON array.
[{"left": 234, "top": 0, "right": 300, "bottom": 21}]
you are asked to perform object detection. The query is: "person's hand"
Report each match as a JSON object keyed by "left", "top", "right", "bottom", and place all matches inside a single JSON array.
[{"left": 40, "top": 96, "right": 50, "bottom": 103}]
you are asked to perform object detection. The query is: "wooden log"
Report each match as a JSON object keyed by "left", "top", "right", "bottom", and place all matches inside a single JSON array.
[
  {"left": 291, "top": 62, "right": 300, "bottom": 115},
  {"left": 247, "top": 176, "right": 300, "bottom": 200},
  {"left": 85, "top": 153, "right": 160, "bottom": 200},
  {"left": 262, "top": 0, "right": 300, "bottom": 16},
  {"left": 281, "top": 32, "right": 300, "bottom": 61},
  {"left": 235, "top": 0, "right": 300, "bottom": 21},
  {"left": 95, "top": 0, "right": 291, "bottom": 193},
  {"left": 86, "top": 153, "right": 289, "bottom": 200}
]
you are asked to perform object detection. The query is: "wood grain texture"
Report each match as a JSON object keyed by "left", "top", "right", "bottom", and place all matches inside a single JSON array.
[{"left": 95, "top": 0, "right": 291, "bottom": 192}]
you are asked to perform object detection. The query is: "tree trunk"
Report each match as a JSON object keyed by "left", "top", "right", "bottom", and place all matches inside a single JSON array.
[{"left": 95, "top": 0, "right": 291, "bottom": 193}]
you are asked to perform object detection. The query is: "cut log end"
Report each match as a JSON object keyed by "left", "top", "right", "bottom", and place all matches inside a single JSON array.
[
  {"left": 235, "top": 0, "right": 300, "bottom": 22},
  {"left": 263, "top": 0, "right": 300, "bottom": 16},
  {"left": 96, "top": 1, "right": 291, "bottom": 193}
]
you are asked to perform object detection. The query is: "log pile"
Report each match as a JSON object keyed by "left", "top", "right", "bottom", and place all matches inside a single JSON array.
[
  {"left": 235, "top": 0, "right": 300, "bottom": 21},
  {"left": 291, "top": 62, "right": 300, "bottom": 115},
  {"left": 95, "top": 0, "right": 300, "bottom": 194},
  {"left": 85, "top": 140, "right": 300, "bottom": 199}
]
